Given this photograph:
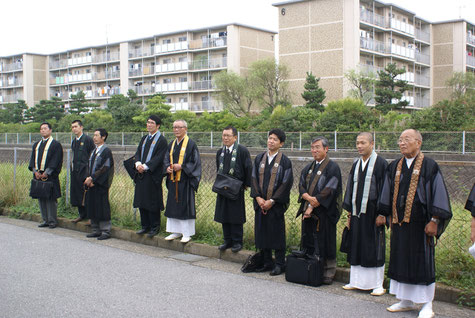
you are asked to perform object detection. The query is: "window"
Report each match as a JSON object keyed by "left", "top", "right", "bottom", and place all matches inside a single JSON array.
[
  {"left": 163, "top": 78, "right": 172, "bottom": 84},
  {"left": 179, "top": 97, "right": 188, "bottom": 103},
  {"left": 86, "top": 52, "right": 92, "bottom": 56},
  {"left": 178, "top": 36, "right": 187, "bottom": 42},
  {"left": 166, "top": 97, "right": 172, "bottom": 103},
  {"left": 163, "top": 39, "right": 171, "bottom": 44},
  {"left": 179, "top": 77, "right": 187, "bottom": 82},
  {"left": 179, "top": 57, "right": 187, "bottom": 62},
  {"left": 163, "top": 58, "right": 171, "bottom": 64}
]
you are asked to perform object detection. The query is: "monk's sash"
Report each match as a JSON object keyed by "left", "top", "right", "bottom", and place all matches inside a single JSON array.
[
  {"left": 89, "top": 144, "right": 108, "bottom": 175},
  {"left": 258, "top": 152, "right": 283, "bottom": 200},
  {"left": 218, "top": 144, "right": 238, "bottom": 176},
  {"left": 141, "top": 131, "right": 161, "bottom": 164},
  {"left": 352, "top": 151, "right": 377, "bottom": 217},
  {"left": 34, "top": 137, "right": 54, "bottom": 172},
  {"left": 303, "top": 156, "right": 330, "bottom": 211},
  {"left": 169, "top": 135, "right": 189, "bottom": 182},
  {"left": 392, "top": 152, "right": 424, "bottom": 225}
]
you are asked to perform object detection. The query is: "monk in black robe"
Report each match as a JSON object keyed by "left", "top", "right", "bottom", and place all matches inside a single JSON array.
[
  {"left": 164, "top": 120, "right": 201, "bottom": 243},
  {"left": 133, "top": 115, "right": 168, "bottom": 237},
  {"left": 28, "top": 122, "right": 63, "bottom": 228},
  {"left": 297, "top": 136, "right": 342, "bottom": 284},
  {"left": 379, "top": 129, "right": 451, "bottom": 318},
  {"left": 84, "top": 128, "right": 114, "bottom": 241},
  {"left": 251, "top": 129, "right": 293, "bottom": 276},
  {"left": 70, "top": 119, "right": 94, "bottom": 223},
  {"left": 342, "top": 132, "right": 387, "bottom": 295},
  {"left": 214, "top": 126, "right": 252, "bottom": 253},
  {"left": 465, "top": 184, "right": 475, "bottom": 246}
]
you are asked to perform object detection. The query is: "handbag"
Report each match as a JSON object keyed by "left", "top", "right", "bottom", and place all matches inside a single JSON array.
[
  {"left": 241, "top": 251, "right": 264, "bottom": 273},
  {"left": 340, "top": 226, "right": 351, "bottom": 254},
  {"left": 212, "top": 173, "right": 243, "bottom": 200},
  {"left": 29, "top": 178, "right": 54, "bottom": 200}
]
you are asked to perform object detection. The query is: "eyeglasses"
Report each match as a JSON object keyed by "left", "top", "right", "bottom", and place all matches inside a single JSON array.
[
  {"left": 173, "top": 126, "right": 185, "bottom": 129},
  {"left": 397, "top": 138, "right": 416, "bottom": 144},
  {"left": 222, "top": 134, "right": 234, "bottom": 138}
]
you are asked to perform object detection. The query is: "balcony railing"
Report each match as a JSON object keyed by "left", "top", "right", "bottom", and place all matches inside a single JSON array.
[
  {"left": 189, "top": 58, "right": 227, "bottom": 71},
  {"left": 155, "top": 62, "right": 188, "bottom": 73},
  {"left": 95, "top": 71, "right": 121, "bottom": 80},
  {"left": 0, "top": 78, "right": 23, "bottom": 87},
  {"left": 189, "top": 100, "right": 223, "bottom": 112},
  {"left": 94, "top": 52, "right": 120, "bottom": 63},
  {"left": 49, "top": 60, "right": 68, "bottom": 69},
  {"left": 390, "top": 18, "right": 414, "bottom": 35},
  {"left": 360, "top": 37, "right": 386, "bottom": 54},
  {"left": 189, "top": 36, "right": 227, "bottom": 50},
  {"left": 416, "top": 29, "right": 430, "bottom": 42},
  {"left": 189, "top": 80, "right": 215, "bottom": 91},
  {"left": 358, "top": 64, "right": 383, "bottom": 75},
  {"left": 390, "top": 44, "right": 415, "bottom": 59},
  {"left": 467, "top": 54, "right": 475, "bottom": 67},
  {"left": 415, "top": 96, "right": 430, "bottom": 108},
  {"left": 155, "top": 42, "right": 188, "bottom": 54},
  {"left": 68, "top": 56, "right": 92, "bottom": 66},
  {"left": 415, "top": 52, "right": 430, "bottom": 64},
  {"left": 69, "top": 90, "right": 93, "bottom": 98},
  {"left": 415, "top": 74, "right": 430, "bottom": 86},
  {"left": 0, "top": 62, "right": 23, "bottom": 72},
  {"left": 467, "top": 35, "right": 475, "bottom": 46},
  {"left": 95, "top": 86, "right": 120, "bottom": 97},
  {"left": 0, "top": 93, "right": 23, "bottom": 103},
  {"left": 132, "top": 85, "right": 154, "bottom": 95},
  {"left": 129, "top": 69, "right": 142, "bottom": 77},
  {"left": 154, "top": 82, "right": 188, "bottom": 93},
  {"left": 360, "top": 9, "right": 385, "bottom": 28},
  {"left": 396, "top": 72, "right": 414, "bottom": 83}
]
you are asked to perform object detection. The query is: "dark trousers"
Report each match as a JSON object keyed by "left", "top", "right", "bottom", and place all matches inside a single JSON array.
[
  {"left": 140, "top": 208, "right": 160, "bottom": 230},
  {"left": 261, "top": 248, "right": 285, "bottom": 267},
  {"left": 77, "top": 205, "right": 87, "bottom": 219},
  {"left": 222, "top": 223, "right": 243, "bottom": 245}
]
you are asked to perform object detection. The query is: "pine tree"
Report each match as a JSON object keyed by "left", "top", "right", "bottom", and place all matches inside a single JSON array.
[
  {"left": 375, "top": 63, "right": 410, "bottom": 114},
  {"left": 301, "top": 72, "right": 326, "bottom": 112}
]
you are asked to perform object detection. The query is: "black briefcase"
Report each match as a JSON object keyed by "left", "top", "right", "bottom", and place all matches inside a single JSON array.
[
  {"left": 340, "top": 226, "right": 351, "bottom": 254},
  {"left": 212, "top": 173, "right": 243, "bottom": 200},
  {"left": 29, "top": 178, "right": 54, "bottom": 200},
  {"left": 285, "top": 252, "right": 324, "bottom": 287}
]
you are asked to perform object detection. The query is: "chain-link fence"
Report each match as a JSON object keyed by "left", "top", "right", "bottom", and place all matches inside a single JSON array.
[
  {"left": 1, "top": 131, "right": 474, "bottom": 153},
  {"left": 1, "top": 146, "right": 473, "bottom": 266}
]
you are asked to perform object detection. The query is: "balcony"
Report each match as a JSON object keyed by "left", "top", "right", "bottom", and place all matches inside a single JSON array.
[
  {"left": 94, "top": 52, "right": 120, "bottom": 63},
  {"left": 69, "top": 90, "right": 93, "bottom": 99},
  {"left": 360, "top": 9, "right": 385, "bottom": 28},
  {"left": 392, "top": 95, "right": 414, "bottom": 106},
  {"left": 396, "top": 72, "right": 414, "bottom": 83},
  {"left": 467, "top": 54, "right": 475, "bottom": 67},
  {"left": 0, "top": 62, "right": 23, "bottom": 72},
  {"left": 95, "top": 71, "right": 121, "bottom": 81},
  {"left": 154, "top": 82, "right": 188, "bottom": 93},
  {"left": 358, "top": 64, "right": 383, "bottom": 75},
  {"left": 155, "top": 62, "right": 188, "bottom": 73},
  {"left": 0, "top": 93, "right": 23, "bottom": 103},
  {"left": 415, "top": 96, "right": 430, "bottom": 108},
  {"left": 390, "top": 19, "right": 414, "bottom": 35},
  {"left": 0, "top": 78, "right": 23, "bottom": 87},
  {"left": 189, "top": 100, "right": 223, "bottom": 112},
  {"left": 189, "top": 58, "right": 227, "bottom": 71},
  {"left": 415, "top": 52, "right": 430, "bottom": 65},
  {"left": 68, "top": 55, "right": 93, "bottom": 66},
  {"left": 189, "top": 36, "right": 227, "bottom": 50},
  {"left": 167, "top": 102, "right": 189, "bottom": 112},
  {"left": 95, "top": 86, "right": 120, "bottom": 97},
  {"left": 189, "top": 80, "right": 215, "bottom": 91},
  {"left": 49, "top": 60, "right": 68, "bottom": 69},
  {"left": 467, "top": 35, "right": 475, "bottom": 46},
  {"left": 132, "top": 85, "right": 154, "bottom": 95},
  {"left": 129, "top": 69, "right": 142, "bottom": 77},
  {"left": 390, "top": 44, "right": 415, "bottom": 59},
  {"left": 416, "top": 29, "right": 430, "bottom": 43},
  {"left": 155, "top": 42, "right": 188, "bottom": 54},
  {"left": 415, "top": 74, "right": 430, "bottom": 86},
  {"left": 360, "top": 37, "right": 386, "bottom": 54}
]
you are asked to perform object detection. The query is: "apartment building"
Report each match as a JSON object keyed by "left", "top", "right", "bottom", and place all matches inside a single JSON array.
[
  {"left": 273, "top": 0, "right": 474, "bottom": 109},
  {"left": 432, "top": 20, "right": 475, "bottom": 103},
  {"left": 0, "top": 53, "right": 48, "bottom": 107},
  {"left": 1, "top": 23, "right": 275, "bottom": 113}
]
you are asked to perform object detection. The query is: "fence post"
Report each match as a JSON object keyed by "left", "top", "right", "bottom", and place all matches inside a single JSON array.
[
  {"left": 29, "top": 133, "right": 31, "bottom": 144},
  {"left": 13, "top": 147, "right": 17, "bottom": 194},
  {"left": 66, "top": 149, "right": 70, "bottom": 205},
  {"left": 334, "top": 131, "right": 337, "bottom": 152},
  {"left": 17, "top": 133, "right": 19, "bottom": 144},
  {"left": 55, "top": 132, "right": 58, "bottom": 140},
  {"left": 210, "top": 131, "right": 213, "bottom": 148},
  {"left": 5, "top": 133, "right": 7, "bottom": 144},
  {"left": 122, "top": 132, "right": 124, "bottom": 147},
  {"left": 299, "top": 132, "right": 302, "bottom": 150},
  {"left": 462, "top": 131, "right": 465, "bottom": 155},
  {"left": 373, "top": 131, "right": 376, "bottom": 149},
  {"left": 237, "top": 131, "right": 240, "bottom": 144}
]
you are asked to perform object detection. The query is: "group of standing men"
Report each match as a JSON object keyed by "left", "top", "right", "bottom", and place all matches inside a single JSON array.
[{"left": 29, "top": 120, "right": 456, "bottom": 318}]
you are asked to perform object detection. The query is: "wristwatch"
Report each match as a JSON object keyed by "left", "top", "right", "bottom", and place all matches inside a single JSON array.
[
  {"left": 430, "top": 217, "right": 440, "bottom": 224},
  {"left": 270, "top": 199, "right": 275, "bottom": 205}
]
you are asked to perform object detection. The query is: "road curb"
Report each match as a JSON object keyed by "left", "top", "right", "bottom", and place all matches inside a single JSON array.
[{"left": 0, "top": 208, "right": 470, "bottom": 307}]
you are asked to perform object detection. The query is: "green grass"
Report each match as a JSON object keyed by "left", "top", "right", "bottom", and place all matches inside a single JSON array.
[{"left": 1, "top": 162, "right": 473, "bottom": 303}]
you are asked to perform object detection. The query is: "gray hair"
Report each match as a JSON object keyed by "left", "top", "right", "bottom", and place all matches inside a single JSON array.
[
  {"left": 312, "top": 136, "right": 329, "bottom": 148},
  {"left": 174, "top": 119, "right": 188, "bottom": 128},
  {"left": 402, "top": 129, "right": 423, "bottom": 142}
]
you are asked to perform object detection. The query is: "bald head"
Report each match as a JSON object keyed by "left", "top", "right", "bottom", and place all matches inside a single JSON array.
[
  {"left": 357, "top": 132, "right": 373, "bottom": 143},
  {"left": 402, "top": 129, "right": 422, "bottom": 142}
]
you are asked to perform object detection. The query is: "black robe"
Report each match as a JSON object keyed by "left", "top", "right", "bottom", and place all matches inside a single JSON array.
[
  {"left": 343, "top": 156, "right": 388, "bottom": 267},
  {"left": 70, "top": 134, "right": 95, "bottom": 207},
  {"left": 214, "top": 144, "right": 252, "bottom": 224},
  {"left": 297, "top": 159, "right": 342, "bottom": 260},
  {"left": 465, "top": 183, "right": 475, "bottom": 217},
  {"left": 28, "top": 138, "right": 63, "bottom": 200},
  {"left": 133, "top": 133, "right": 168, "bottom": 212},
  {"left": 85, "top": 146, "right": 114, "bottom": 221},
  {"left": 379, "top": 155, "right": 452, "bottom": 285},
  {"left": 164, "top": 138, "right": 201, "bottom": 220},
  {"left": 251, "top": 152, "right": 293, "bottom": 250}
]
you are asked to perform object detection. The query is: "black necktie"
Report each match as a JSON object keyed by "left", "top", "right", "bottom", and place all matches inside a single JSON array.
[{"left": 225, "top": 148, "right": 230, "bottom": 155}]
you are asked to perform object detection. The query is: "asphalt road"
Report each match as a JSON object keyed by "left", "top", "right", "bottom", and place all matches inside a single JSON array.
[{"left": 0, "top": 217, "right": 471, "bottom": 318}]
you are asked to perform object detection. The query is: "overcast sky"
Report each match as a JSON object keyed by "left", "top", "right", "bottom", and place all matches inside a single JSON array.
[{"left": 1, "top": 0, "right": 474, "bottom": 57}]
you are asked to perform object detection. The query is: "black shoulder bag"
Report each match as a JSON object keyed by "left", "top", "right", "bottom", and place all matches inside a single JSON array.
[{"left": 212, "top": 145, "right": 243, "bottom": 200}]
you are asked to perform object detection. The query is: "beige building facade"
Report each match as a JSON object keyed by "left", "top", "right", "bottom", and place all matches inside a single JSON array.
[
  {"left": 1, "top": 23, "right": 275, "bottom": 112},
  {"left": 274, "top": 0, "right": 474, "bottom": 108}
]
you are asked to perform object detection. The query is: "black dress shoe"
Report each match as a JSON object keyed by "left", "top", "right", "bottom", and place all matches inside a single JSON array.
[
  {"left": 136, "top": 228, "right": 149, "bottom": 235},
  {"left": 270, "top": 265, "right": 285, "bottom": 276},
  {"left": 97, "top": 234, "right": 111, "bottom": 240},
  {"left": 255, "top": 264, "right": 274, "bottom": 272},
  {"left": 147, "top": 228, "right": 160, "bottom": 238},
  {"left": 218, "top": 243, "right": 232, "bottom": 251},
  {"left": 323, "top": 277, "right": 333, "bottom": 285},
  {"left": 231, "top": 243, "right": 242, "bottom": 253},
  {"left": 48, "top": 224, "right": 57, "bottom": 229},
  {"left": 38, "top": 222, "right": 49, "bottom": 228},
  {"left": 86, "top": 232, "right": 101, "bottom": 238}
]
